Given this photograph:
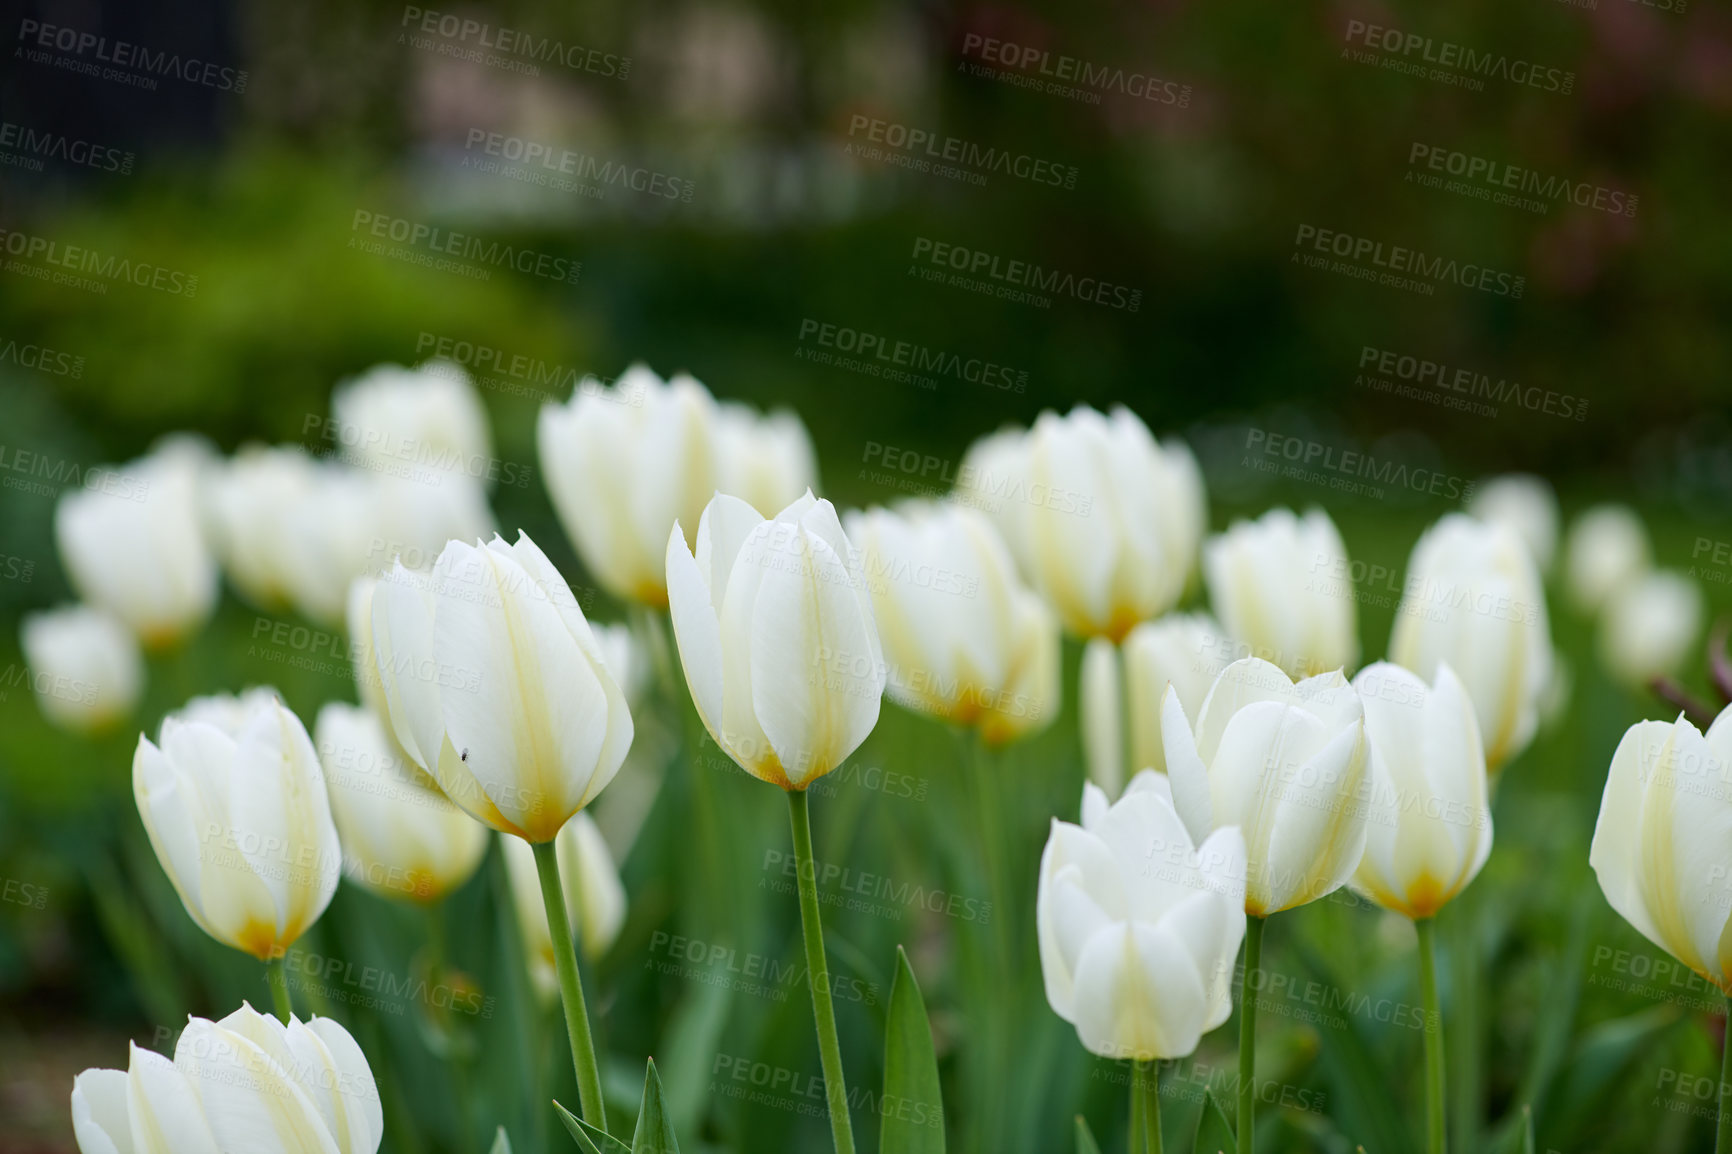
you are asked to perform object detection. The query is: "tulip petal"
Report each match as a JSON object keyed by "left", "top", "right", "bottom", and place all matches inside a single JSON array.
[
  {"left": 666, "top": 524, "right": 726, "bottom": 738},
  {"left": 126, "top": 1043, "right": 219, "bottom": 1154},
  {"left": 1159, "top": 687, "right": 1213, "bottom": 846},
  {"left": 1070, "top": 920, "right": 1207, "bottom": 1062},
  {"left": 71, "top": 1068, "right": 132, "bottom": 1154},
  {"left": 370, "top": 566, "right": 444, "bottom": 773},
  {"left": 1194, "top": 658, "right": 1297, "bottom": 765},
  {"left": 175, "top": 1019, "right": 339, "bottom": 1154}
]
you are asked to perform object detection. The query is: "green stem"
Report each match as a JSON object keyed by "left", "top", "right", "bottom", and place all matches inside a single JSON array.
[
  {"left": 1238, "top": 915, "right": 1264, "bottom": 1154},
  {"left": 788, "top": 789, "right": 856, "bottom": 1154},
  {"left": 1718, "top": 992, "right": 1732, "bottom": 1154},
  {"left": 1129, "top": 1065, "right": 1145, "bottom": 1153},
  {"left": 532, "top": 839, "right": 608, "bottom": 1134},
  {"left": 1417, "top": 917, "right": 1447, "bottom": 1154},
  {"left": 265, "top": 956, "right": 292, "bottom": 1022},
  {"left": 1138, "top": 1059, "right": 1163, "bottom": 1154}
]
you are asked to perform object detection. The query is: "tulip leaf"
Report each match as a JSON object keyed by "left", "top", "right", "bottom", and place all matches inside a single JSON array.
[
  {"left": 1521, "top": 1104, "right": 1535, "bottom": 1154},
  {"left": 489, "top": 1127, "right": 513, "bottom": 1154},
  {"left": 1073, "top": 1114, "right": 1102, "bottom": 1154},
  {"left": 554, "top": 1099, "right": 631, "bottom": 1154},
  {"left": 1193, "top": 1091, "right": 1237, "bottom": 1154},
  {"left": 881, "top": 945, "right": 946, "bottom": 1154},
  {"left": 630, "top": 1058, "right": 682, "bottom": 1154},
  {"left": 654, "top": 979, "right": 732, "bottom": 1139}
]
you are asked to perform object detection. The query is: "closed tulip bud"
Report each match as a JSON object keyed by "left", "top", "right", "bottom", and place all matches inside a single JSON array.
[
  {"left": 1349, "top": 662, "right": 1492, "bottom": 918},
  {"left": 133, "top": 692, "right": 340, "bottom": 959},
  {"left": 845, "top": 502, "right": 1059, "bottom": 744},
  {"left": 1163, "top": 658, "right": 1370, "bottom": 916},
  {"left": 715, "top": 401, "right": 818, "bottom": 516},
  {"left": 666, "top": 492, "right": 884, "bottom": 789},
  {"left": 314, "top": 702, "right": 487, "bottom": 903},
  {"left": 71, "top": 1004, "right": 383, "bottom": 1154},
  {"left": 1598, "top": 570, "right": 1704, "bottom": 689},
  {"left": 369, "top": 532, "right": 633, "bottom": 843},
  {"left": 55, "top": 450, "right": 218, "bottom": 647},
  {"left": 1468, "top": 474, "right": 1559, "bottom": 574},
  {"left": 959, "top": 406, "right": 1204, "bottom": 641},
  {"left": 500, "top": 815, "right": 626, "bottom": 997},
  {"left": 1037, "top": 771, "right": 1247, "bottom": 1060},
  {"left": 1565, "top": 504, "right": 1651, "bottom": 613},
  {"left": 331, "top": 361, "right": 493, "bottom": 483},
  {"left": 1203, "top": 507, "right": 1358, "bottom": 679},
  {"left": 1388, "top": 514, "right": 1551, "bottom": 772},
  {"left": 20, "top": 605, "right": 143, "bottom": 734},
  {"left": 346, "top": 576, "right": 389, "bottom": 722},
  {"left": 538, "top": 364, "right": 720, "bottom": 605},
  {"left": 1122, "top": 612, "right": 1230, "bottom": 776},
  {"left": 1590, "top": 706, "right": 1732, "bottom": 992}
]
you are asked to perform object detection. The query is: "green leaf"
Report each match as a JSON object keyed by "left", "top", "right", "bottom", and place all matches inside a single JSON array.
[
  {"left": 554, "top": 1100, "right": 631, "bottom": 1154},
  {"left": 881, "top": 945, "right": 946, "bottom": 1154},
  {"left": 632, "top": 1058, "right": 681, "bottom": 1154},
  {"left": 488, "top": 1127, "right": 512, "bottom": 1154},
  {"left": 1193, "top": 1090, "right": 1237, "bottom": 1154},
  {"left": 655, "top": 979, "right": 732, "bottom": 1139},
  {"left": 1074, "top": 1115, "right": 1102, "bottom": 1154},
  {"left": 1521, "top": 1105, "right": 1535, "bottom": 1154}
]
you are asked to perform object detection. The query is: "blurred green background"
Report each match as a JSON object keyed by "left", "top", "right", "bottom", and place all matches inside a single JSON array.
[{"left": 3, "top": 0, "right": 1732, "bottom": 1150}]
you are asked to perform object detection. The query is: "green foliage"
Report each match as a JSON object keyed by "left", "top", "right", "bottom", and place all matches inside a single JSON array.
[{"left": 880, "top": 945, "right": 944, "bottom": 1154}]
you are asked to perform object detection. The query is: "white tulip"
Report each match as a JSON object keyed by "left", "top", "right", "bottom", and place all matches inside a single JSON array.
[
  {"left": 71, "top": 1004, "right": 383, "bottom": 1154},
  {"left": 174, "top": 685, "right": 285, "bottom": 735},
  {"left": 715, "top": 400, "right": 818, "bottom": 516},
  {"left": 330, "top": 361, "right": 493, "bottom": 483},
  {"left": 1388, "top": 514, "right": 1552, "bottom": 771},
  {"left": 500, "top": 814, "right": 627, "bottom": 997},
  {"left": 846, "top": 501, "right": 1059, "bottom": 744},
  {"left": 959, "top": 406, "right": 1204, "bottom": 640},
  {"left": 1349, "top": 662, "right": 1492, "bottom": 918},
  {"left": 314, "top": 702, "right": 487, "bottom": 903},
  {"left": 1468, "top": 474, "right": 1559, "bottom": 574},
  {"left": 55, "top": 450, "right": 217, "bottom": 646},
  {"left": 1080, "top": 638, "right": 1126, "bottom": 795},
  {"left": 1122, "top": 612, "right": 1230, "bottom": 776},
  {"left": 368, "top": 472, "right": 495, "bottom": 573},
  {"left": 1162, "top": 658, "right": 1369, "bottom": 916},
  {"left": 666, "top": 492, "right": 884, "bottom": 790},
  {"left": 346, "top": 576, "right": 389, "bottom": 722},
  {"left": 1203, "top": 506, "right": 1358, "bottom": 679},
  {"left": 1565, "top": 504, "right": 1651, "bottom": 613},
  {"left": 1598, "top": 570, "right": 1704, "bottom": 689},
  {"left": 369, "top": 532, "right": 633, "bottom": 843},
  {"left": 133, "top": 692, "right": 340, "bottom": 959},
  {"left": 1590, "top": 705, "right": 1732, "bottom": 991},
  {"left": 1037, "top": 771, "right": 1247, "bottom": 1060},
  {"left": 20, "top": 605, "right": 143, "bottom": 734},
  {"left": 538, "top": 364, "right": 720, "bottom": 605}
]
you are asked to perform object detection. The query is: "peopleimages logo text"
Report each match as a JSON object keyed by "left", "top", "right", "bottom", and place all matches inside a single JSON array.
[
  {"left": 15, "top": 20, "right": 248, "bottom": 92},
  {"left": 958, "top": 33, "right": 1191, "bottom": 107},
  {"left": 1293, "top": 224, "right": 1525, "bottom": 299},
  {"left": 909, "top": 237, "right": 1142, "bottom": 312},
  {"left": 1343, "top": 21, "right": 1574, "bottom": 94},
  {"left": 845, "top": 115, "right": 1078, "bottom": 189}
]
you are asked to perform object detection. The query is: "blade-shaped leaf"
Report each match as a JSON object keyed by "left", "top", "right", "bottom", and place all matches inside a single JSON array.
[
  {"left": 633, "top": 1058, "right": 681, "bottom": 1154},
  {"left": 489, "top": 1127, "right": 512, "bottom": 1154},
  {"left": 881, "top": 945, "right": 946, "bottom": 1154},
  {"left": 1193, "top": 1090, "right": 1237, "bottom": 1154},
  {"left": 555, "top": 1099, "right": 631, "bottom": 1154},
  {"left": 1074, "top": 1114, "right": 1102, "bottom": 1154}
]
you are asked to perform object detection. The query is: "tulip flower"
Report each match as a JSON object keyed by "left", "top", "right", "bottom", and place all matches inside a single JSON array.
[
  {"left": 500, "top": 815, "right": 627, "bottom": 998},
  {"left": 20, "top": 605, "right": 144, "bottom": 734},
  {"left": 55, "top": 448, "right": 218, "bottom": 647},
  {"left": 538, "top": 364, "right": 720, "bottom": 605},
  {"left": 1038, "top": 771, "right": 1246, "bottom": 1149},
  {"left": 314, "top": 702, "right": 488, "bottom": 903},
  {"left": 71, "top": 1004, "right": 382, "bottom": 1153},
  {"left": 666, "top": 490, "right": 884, "bottom": 1154},
  {"left": 1121, "top": 612, "right": 1230, "bottom": 779},
  {"left": 1203, "top": 506, "right": 1358, "bottom": 680},
  {"left": 715, "top": 400, "right": 818, "bottom": 516},
  {"left": 133, "top": 690, "right": 340, "bottom": 1016},
  {"left": 330, "top": 360, "right": 493, "bottom": 483},
  {"left": 1591, "top": 706, "right": 1732, "bottom": 1152},
  {"left": 1598, "top": 569, "right": 1703, "bottom": 690},
  {"left": 1162, "top": 656, "right": 1369, "bottom": 1152},
  {"left": 1350, "top": 661, "right": 1491, "bottom": 1154},
  {"left": 1468, "top": 474, "right": 1559, "bottom": 574},
  {"left": 1565, "top": 503, "right": 1651, "bottom": 613},
  {"left": 367, "top": 530, "right": 632, "bottom": 1130},
  {"left": 846, "top": 501, "right": 1059, "bottom": 745},
  {"left": 1388, "top": 514, "right": 1552, "bottom": 772}
]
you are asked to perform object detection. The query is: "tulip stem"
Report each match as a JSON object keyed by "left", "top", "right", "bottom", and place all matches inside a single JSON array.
[
  {"left": 265, "top": 956, "right": 292, "bottom": 1023},
  {"left": 1417, "top": 917, "right": 1446, "bottom": 1154},
  {"left": 788, "top": 789, "right": 856, "bottom": 1154},
  {"left": 1718, "top": 992, "right": 1732, "bottom": 1154},
  {"left": 531, "top": 839, "right": 608, "bottom": 1135},
  {"left": 1238, "top": 914, "right": 1264, "bottom": 1153},
  {"left": 1137, "top": 1059, "right": 1163, "bottom": 1154}
]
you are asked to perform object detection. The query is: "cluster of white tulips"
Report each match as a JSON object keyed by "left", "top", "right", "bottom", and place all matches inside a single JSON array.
[{"left": 25, "top": 358, "right": 1725, "bottom": 1154}]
